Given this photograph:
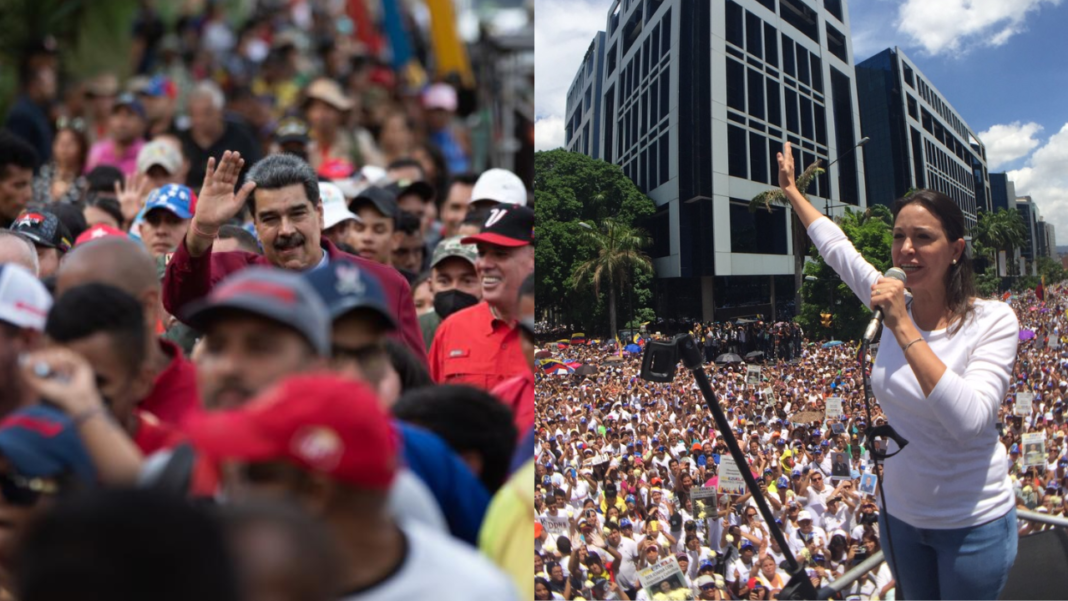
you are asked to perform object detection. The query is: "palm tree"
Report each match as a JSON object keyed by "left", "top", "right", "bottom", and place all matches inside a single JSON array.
[
  {"left": 571, "top": 219, "right": 653, "bottom": 340},
  {"left": 975, "top": 208, "right": 1026, "bottom": 276},
  {"left": 748, "top": 160, "right": 825, "bottom": 312}
]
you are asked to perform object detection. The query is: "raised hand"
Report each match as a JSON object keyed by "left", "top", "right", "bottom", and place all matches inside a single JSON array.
[
  {"left": 114, "top": 172, "right": 153, "bottom": 227},
  {"left": 777, "top": 141, "right": 797, "bottom": 191},
  {"left": 186, "top": 151, "right": 257, "bottom": 256}
]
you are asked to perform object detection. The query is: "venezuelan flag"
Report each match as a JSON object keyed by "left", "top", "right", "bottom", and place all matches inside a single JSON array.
[
  {"left": 556, "top": 339, "right": 570, "bottom": 349},
  {"left": 571, "top": 333, "right": 587, "bottom": 345}
]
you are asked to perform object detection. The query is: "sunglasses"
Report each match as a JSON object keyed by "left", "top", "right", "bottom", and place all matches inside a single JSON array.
[
  {"left": 701, "top": 584, "right": 718, "bottom": 591},
  {"left": 811, "top": 476, "right": 823, "bottom": 481},
  {"left": 56, "top": 116, "right": 86, "bottom": 132},
  {"left": 0, "top": 472, "right": 63, "bottom": 507}
]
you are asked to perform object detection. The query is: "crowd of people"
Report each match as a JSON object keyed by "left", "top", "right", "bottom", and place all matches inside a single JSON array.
[
  {"left": 0, "top": 1, "right": 535, "bottom": 600},
  {"left": 535, "top": 283, "right": 1068, "bottom": 600}
]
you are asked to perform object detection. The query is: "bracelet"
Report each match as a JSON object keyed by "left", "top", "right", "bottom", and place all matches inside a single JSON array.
[
  {"left": 190, "top": 220, "right": 219, "bottom": 241},
  {"left": 902, "top": 337, "right": 925, "bottom": 354},
  {"left": 72, "top": 407, "right": 108, "bottom": 428}
]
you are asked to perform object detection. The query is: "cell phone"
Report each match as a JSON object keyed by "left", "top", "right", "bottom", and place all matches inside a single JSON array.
[
  {"left": 650, "top": 520, "right": 659, "bottom": 532},
  {"left": 570, "top": 468, "right": 577, "bottom": 479}
]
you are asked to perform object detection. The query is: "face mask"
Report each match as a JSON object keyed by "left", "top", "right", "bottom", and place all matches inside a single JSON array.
[{"left": 433, "top": 289, "right": 479, "bottom": 319}]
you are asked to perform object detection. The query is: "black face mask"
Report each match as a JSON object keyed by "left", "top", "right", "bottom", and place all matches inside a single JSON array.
[{"left": 434, "top": 289, "right": 479, "bottom": 319}]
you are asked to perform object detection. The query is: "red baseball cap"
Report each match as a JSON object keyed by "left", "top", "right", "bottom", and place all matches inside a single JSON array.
[
  {"left": 182, "top": 374, "right": 398, "bottom": 490},
  {"left": 75, "top": 224, "right": 127, "bottom": 247},
  {"left": 461, "top": 205, "right": 534, "bottom": 248}
]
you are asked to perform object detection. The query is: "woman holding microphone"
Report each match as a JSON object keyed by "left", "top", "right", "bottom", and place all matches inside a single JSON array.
[{"left": 777, "top": 142, "right": 1018, "bottom": 599}]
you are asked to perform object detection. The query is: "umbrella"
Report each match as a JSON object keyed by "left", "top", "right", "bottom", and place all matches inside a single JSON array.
[
  {"left": 535, "top": 350, "right": 552, "bottom": 359},
  {"left": 715, "top": 353, "right": 744, "bottom": 364},
  {"left": 734, "top": 318, "right": 758, "bottom": 324},
  {"left": 575, "top": 365, "right": 598, "bottom": 376},
  {"left": 822, "top": 340, "right": 844, "bottom": 348},
  {"left": 625, "top": 344, "right": 642, "bottom": 353},
  {"left": 1020, "top": 330, "right": 1036, "bottom": 341},
  {"left": 604, "top": 356, "right": 625, "bottom": 363},
  {"left": 745, "top": 351, "right": 764, "bottom": 360}
]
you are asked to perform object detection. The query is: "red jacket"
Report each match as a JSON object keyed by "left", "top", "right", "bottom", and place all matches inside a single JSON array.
[
  {"left": 491, "top": 370, "right": 534, "bottom": 437},
  {"left": 162, "top": 237, "right": 427, "bottom": 365}
]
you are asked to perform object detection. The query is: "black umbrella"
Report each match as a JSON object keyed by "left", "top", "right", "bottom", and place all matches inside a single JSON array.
[
  {"left": 745, "top": 351, "right": 764, "bottom": 360},
  {"left": 575, "top": 365, "right": 598, "bottom": 376},
  {"left": 715, "top": 353, "right": 744, "bottom": 365}
]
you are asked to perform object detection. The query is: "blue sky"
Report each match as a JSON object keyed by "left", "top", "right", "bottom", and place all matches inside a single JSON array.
[{"left": 535, "top": 0, "right": 1068, "bottom": 244}]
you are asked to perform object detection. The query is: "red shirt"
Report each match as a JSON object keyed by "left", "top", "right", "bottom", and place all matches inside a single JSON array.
[
  {"left": 491, "top": 370, "right": 534, "bottom": 436},
  {"left": 429, "top": 302, "right": 526, "bottom": 390},
  {"left": 162, "top": 236, "right": 427, "bottom": 366},
  {"left": 140, "top": 339, "right": 201, "bottom": 425}
]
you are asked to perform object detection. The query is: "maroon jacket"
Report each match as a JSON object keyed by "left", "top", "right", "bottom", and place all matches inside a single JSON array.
[{"left": 162, "top": 237, "right": 428, "bottom": 365}]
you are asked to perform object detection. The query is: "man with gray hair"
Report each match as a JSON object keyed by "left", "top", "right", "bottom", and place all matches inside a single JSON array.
[
  {"left": 0, "top": 230, "right": 39, "bottom": 276},
  {"left": 162, "top": 151, "right": 427, "bottom": 364},
  {"left": 180, "top": 81, "right": 261, "bottom": 189}
]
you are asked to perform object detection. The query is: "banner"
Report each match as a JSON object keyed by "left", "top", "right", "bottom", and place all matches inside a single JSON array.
[
  {"left": 638, "top": 557, "right": 693, "bottom": 599},
  {"left": 1016, "top": 392, "right": 1034, "bottom": 417},
  {"left": 540, "top": 514, "right": 570, "bottom": 541},
  {"left": 1022, "top": 432, "right": 1046, "bottom": 468},
  {"left": 746, "top": 366, "right": 762, "bottom": 386}
]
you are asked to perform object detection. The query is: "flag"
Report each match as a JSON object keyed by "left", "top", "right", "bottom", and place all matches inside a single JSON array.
[
  {"left": 633, "top": 333, "right": 642, "bottom": 344},
  {"left": 1002, "top": 291, "right": 1012, "bottom": 302},
  {"left": 571, "top": 332, "right": 587, "bottom": 345},
  {"left": 615, "top": 334, "right": 624, "bottom": 358},
  {"left": 1037, "top": 279, "right": 1045, "bottom": 302},
  {"left": 380, "top": 0, "right": 427, "bottom": 87},
  {"left": 556, "top": 339, "right": 570, "bottom": 349},
  {"left": 425, "top": 0, "right": 475, "bottom": 87},
  {"left": 347, "top": 0, "right": 382, "bottom": 54}
]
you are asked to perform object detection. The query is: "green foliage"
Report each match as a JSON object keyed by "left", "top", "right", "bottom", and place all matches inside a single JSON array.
[
  {"left": 1035, "top": 256, "right": 1067, "bottom": 285},
  {"left": 973, "top": 208, "right": 1027, "bottom": 275},
  {"left": 534, "top": 150, "right": 657, "bottom": 335},
  {"left": 571, "top": 219, "right": 653, "bottom": 339},
  {"left": 796, "top": 207, "right": 893, "bottom": 341},
  {"left": 975, "top": 272, "right": 1001, "bottom": 298}
]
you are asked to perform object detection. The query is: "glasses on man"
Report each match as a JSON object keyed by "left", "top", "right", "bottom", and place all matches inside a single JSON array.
[{"left": 0, "top": 472, "right": 63, "bottom": 507}]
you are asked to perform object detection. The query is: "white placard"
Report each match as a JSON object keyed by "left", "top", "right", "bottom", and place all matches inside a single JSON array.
[
  {"left": 762, "top": 386, "right": 775, "bottom": 402},
  {"left": 541, "top": 514, "right": 570, "bottom": 540},
  {"left": 689, "top": 486, "right": 719, "bottom": 520},
  {"left": 718, "top": 459, "right": 747, "bottom": 496},
  {"left": 1016, "top": 392, "right": 1034, "bottom": 417},
  {"left": 826, "top": 397, "right": 844, "bottom": 420},
  {"left": 746, "top": 366, "right": 763, "bottom": 386},
  {"left": 638, "top": 557, "right": 693, "bottom": 599},
  {"left": 1022, "top": 432, "right": 1046, "bottom": 468}
]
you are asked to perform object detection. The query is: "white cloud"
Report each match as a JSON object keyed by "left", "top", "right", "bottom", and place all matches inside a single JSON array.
[
  {"left": 1007, "top": 123, "right": 1068, "bottom": 247},
  {"left": 978, "top": 122, "right": 1043, "bottom": 171},
  {"left": 534, "top": 0, "right": 611, "bottom": 121},
  {"left": 896, "top": 0, "right": 1062, "bottom": 56},
  {"left": 535, "top": 116, "right": 566, "bottom": 151}
]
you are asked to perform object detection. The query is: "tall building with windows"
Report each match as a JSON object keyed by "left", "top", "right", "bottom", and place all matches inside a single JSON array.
[
  {"left": 1017, "top": 196, "right": 1039, "bottom": 275},
  {"left": 564, "top": 32, "right": 607, "bottom": 159},
  {"left": 988, "top": 173, "right": 1016, "bottom": 213},
  {"left": 855, "top": 47, "right": 990, "bottom": 230},
  {"left": 566, "top": 0, "right": 867, "bottom": 322}
]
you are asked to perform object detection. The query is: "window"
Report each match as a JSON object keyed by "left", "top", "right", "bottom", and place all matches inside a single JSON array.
[
  {"left": 780, "top": 0, "right": 820, "bottom": 44},
  {"left": 750, "top": 132, "right": 768, "bottom": 184},
  {"left": 785, "top": 89, "right": 799, "bottom": 134},
  {"left": 800, "top": 96, "right": 813, "bottom": 140},
  {"left": 746, "top": 11, "right": 763, "bottom": 59},
  {"left": 782, "top": 35, "right": 796, "bottom": 77},
  {"left": 796, "top": 46, "right": 810, "bottom": 86},
  {"left": 814, "top": 102, "right": 826, "bottom": 146},
  {"left": 810, "top": 54, "right": 823, "bottom": 94},
  {"left": 902, "top": 62, "right": 914, "bottom": 88},
  {"left": 764, "top": 23, "right": 778, "bottom": 67},
  {"left": 726, "top": 1, "right": 744, "bottom": 48},
  {"left": 607, "top": 43, "right": 617, "bottom": 75},
  {"left": 661, "top": 9, "right": 671, "bottom": 54},
  {"left": 825, "top": 23, "right": 848, "bottom": 62},
  {"left": 728, "top": 124, "right": 748, "bottom": 178},
  {"left": 748, "top": 68, "right": 765, "bottom": 120},
  {"left": 659, "top": 132, "right": 669, "bottom": 184},
  {"left": 824, "top": 0, "right": 843, "bottom": 22},
  {"left": 650, "top": 79, "right": 659, "bottom": 124},
  {"left": 907, "top": 94, "right": 918, "bottom": 120},
  {"left": 660, "top": 71, "right": 669, "bottom": 119},
  {"left": 766, "top": 79, "right": 781, "bottom": 127},
  {"left": 727, "top": 58, "right": 746, "bottom": 112}
]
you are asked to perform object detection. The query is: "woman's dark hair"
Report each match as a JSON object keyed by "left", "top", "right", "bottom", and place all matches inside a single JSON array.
[
  {"left": 890, "top": 189, "right": 976, "bottom": 336},
  {"left": 54, "top": 125, "right": 89, "bottom": 172},
  {"left": 384, "top": 339, "right": 433, "bottom": 392},
  {"left": 534, "top": 577, "right": 552, "bottom": 599},
  {"left": 83, "top": 193, "right": 124, "bottom": 228}
]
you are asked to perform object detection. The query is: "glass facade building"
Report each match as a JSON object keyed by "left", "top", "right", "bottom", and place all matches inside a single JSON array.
[
  {"left": 566, "top": 0, "right": 867, "bottom": 322},
  {"left": 988, "top": 172, "right": 1015, "bottom": 213},
  {"left": 564, "top": 32, "right": 607, "bottom": 159},
  {"left": 855, "top": 47, "right": 990, "bottom": 231}
]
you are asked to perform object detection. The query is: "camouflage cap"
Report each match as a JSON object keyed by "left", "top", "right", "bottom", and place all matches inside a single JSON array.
[{"left": 430, "top": 236, "right": 477, "bottom": 269}]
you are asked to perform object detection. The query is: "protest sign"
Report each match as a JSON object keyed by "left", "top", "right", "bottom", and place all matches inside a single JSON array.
[
  {"left": 1022, "top": 432, "right": 1046, "bottom": 468},
  {"left": 689, "top": 486, "right": 719, "bottom": 520},
  {"left": 1016, "top": 392, "right": 1034, "bottom": 417},
  {"left": 638, "top": 556, "right": 693, "bottom": 599},
  {"left": 719, "top": 459, "right": 747, "bottom": 496},
  {"left": 541, "top": 515, "right": 570, "bottom": 541},
  {"left": 826, "top": 397, "right": 844, "bottom": 420},
  {"left": 746, "top": 366, "right": 762, "bottom": 386}
]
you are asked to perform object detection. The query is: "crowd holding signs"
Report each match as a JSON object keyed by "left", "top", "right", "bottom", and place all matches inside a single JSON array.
[{"left": 536, "top": 284, "right": 1068, "bottom": 600}]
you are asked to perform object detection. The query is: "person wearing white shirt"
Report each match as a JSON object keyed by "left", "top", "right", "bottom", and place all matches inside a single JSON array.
[
  {"left": 803, "top": 471, "right": 833, "bottom": 520},
  {"left": 820, "top": 496, "right": 851, "bottom": 534}
]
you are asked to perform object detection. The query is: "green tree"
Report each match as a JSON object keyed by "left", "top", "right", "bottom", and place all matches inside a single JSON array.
[
  {"left": 973, "top": 208, "right": 1026, "bottom": 276},
  {"left": 749, "top": 160, "right": 825, "bottom": 310},
  {"left": 534, "top": 150, "right": 656, "bottom": 334},
  {"left": 797, "top": 206, "right": 892, "bottom": 341},
  {"left": 571, "top": 219, "right": 653, "bottom": 340}
]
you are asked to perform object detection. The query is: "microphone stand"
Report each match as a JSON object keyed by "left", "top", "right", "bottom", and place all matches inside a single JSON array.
[{"left": 671, "top": 335, "right": 819, "bottom": 600}]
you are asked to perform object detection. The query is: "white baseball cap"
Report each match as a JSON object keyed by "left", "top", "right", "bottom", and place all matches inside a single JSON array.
[
  {"left": 470, "top": 168, "right": 527, "bottom": 207},
  {"left": 797, "top": 510, "right": 813, "bottom": 522},
  {"left": 422, "top": 83, "right": 458, "bottom": 112},
  {"left": 320, "top": 182, "right": 361, "bottom": 230},
  {"left": 0, "top": 264, "right": 52, "bottom": 331}
]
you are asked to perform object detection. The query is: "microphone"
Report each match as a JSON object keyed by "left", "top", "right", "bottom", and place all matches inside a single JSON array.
[{"left": 863, "top": 267, "right": 907, "bottom": 343}]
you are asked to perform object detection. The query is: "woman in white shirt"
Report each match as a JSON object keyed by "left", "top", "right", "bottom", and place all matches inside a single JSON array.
[{"left": 777, "top": 142, "right": 1018, "bottom": 599}]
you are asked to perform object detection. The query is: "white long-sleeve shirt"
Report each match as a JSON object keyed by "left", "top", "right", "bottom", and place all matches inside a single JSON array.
[{"left": 808, "top": 217, "right": 1017, "bottom": 529}]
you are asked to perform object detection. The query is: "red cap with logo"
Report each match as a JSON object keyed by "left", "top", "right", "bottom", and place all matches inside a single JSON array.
[{"left": 182, "top": 374, "right": 398, "bottom": 490}]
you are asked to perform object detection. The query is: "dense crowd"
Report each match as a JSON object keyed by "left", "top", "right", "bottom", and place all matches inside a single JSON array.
[
  {"left": 0, "top": 1, "right": 534, "bottom": 600},
  {"left": 535, "top": 284, "right": 1068, "bottom": 600}
]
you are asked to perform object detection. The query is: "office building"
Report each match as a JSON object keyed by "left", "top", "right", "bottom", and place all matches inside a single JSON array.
[
  {"left": 564, "top": 32, "right": 607, "bottom": 159},
  {"left": 1017, "top": 196, "right": 1039, "bottom": 275},
  {"left": 566, "top": 0, "right": 868, "bottom": 321},
  {"left": 855, "top": 47, "right": 990, "bottom": 230},
  {"left": 988, "top": 173, "right": 1016, "bottom": 213},
  {"left": 1037, "top": 219, "right": 1055, "bottom": 260}
]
